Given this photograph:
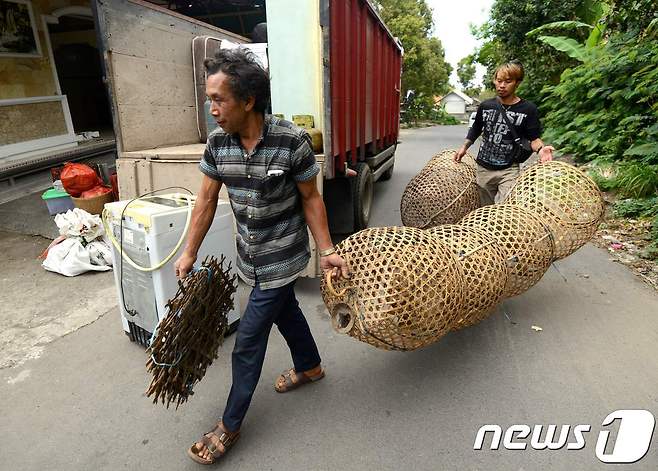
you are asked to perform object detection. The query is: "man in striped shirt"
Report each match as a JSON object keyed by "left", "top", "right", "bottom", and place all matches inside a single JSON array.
[{"left": 175, "top": 48, "right": 348, "bottom": 465}]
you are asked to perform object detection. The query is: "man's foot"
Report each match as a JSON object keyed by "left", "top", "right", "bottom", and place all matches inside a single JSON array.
[
  {"left": 274, "top": 365, "right": 325, "bottom": 393},
  {"left": 187, "top": 421, "right": 240, "bottom": 465}
]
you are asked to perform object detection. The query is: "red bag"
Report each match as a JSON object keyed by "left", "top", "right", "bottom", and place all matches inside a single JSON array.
[
  {"left": 80, "top": 185, "right": 113, "bottom": 199},
  {"left": 60, "top": 163, "right": 102, "bottom": 197},
  {"left": 109, "top": 172, "right": 119, "bottom": 201}
]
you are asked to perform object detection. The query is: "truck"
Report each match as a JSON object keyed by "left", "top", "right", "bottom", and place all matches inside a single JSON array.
[{"left": 93, "top": 0, "right": 403, "bottom": 277}]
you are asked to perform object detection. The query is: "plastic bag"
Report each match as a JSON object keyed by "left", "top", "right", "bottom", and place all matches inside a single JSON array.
[
  {"left": 87, "top": 238, "right": 113, "bottom": 267},
  {"left": 80, "top": 185, "right": 113, "bottom": 199},
  {"left": 60, "top": 163, "right": 102, "bottom": 197},
  {"left": 42, "top": 208, "right": 113, "bottom": 276},
  {"left": 42, "top": 238, "right": 112, "bottom": 276},
  {"left": 109, "top": 173, "right": 119, "bottom": 201},
  {"left": 54, "top": 208, "right": 105, "bottom": 241}
]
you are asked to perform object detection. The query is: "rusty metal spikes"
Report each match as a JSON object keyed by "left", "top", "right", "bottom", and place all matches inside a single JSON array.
[{"left": 145, "top": 255, "right": 237, "bottom": 409}]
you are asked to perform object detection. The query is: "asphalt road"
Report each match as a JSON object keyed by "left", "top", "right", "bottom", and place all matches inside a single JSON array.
[{"left": 1, "top": 125, "right": 657, "bottom": 470}]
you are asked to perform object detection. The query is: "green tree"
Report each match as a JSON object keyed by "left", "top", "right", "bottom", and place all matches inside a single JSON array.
[
  {"left": 608, "top": 0, "right": 658, "bottom": 35},
  {"left": 457, "top": 54, "right": 481, "bottom": 97},
  {"left": 541, "top": 1, "right": 658, "bottom": 201},
  {"left": 457, "top": 55, "right": 476, "bottom": 89},
  {"left": 472, "top": 0, "right": 590, "bottom": 104},
  {"left": 523, "top": 1, "right": 613, "bottom": 64},
  {"left": 376, "top": 0, "right": 452, "bottom": 120}
]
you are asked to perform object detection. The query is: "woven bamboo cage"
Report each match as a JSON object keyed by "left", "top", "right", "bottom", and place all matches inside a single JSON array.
[
  {"left": 504, "top": 161, "right": 604, "bottom": 260},
  {"left": 320, "top": 226, "right": 465, "bottom": 351},
  {"left": 426, "top": 149, "right": 477, "bottom": 172},
  {"left": 460, "top": 204, "right": 555, "bottom": 298},
  {"left": 425, "top": 225, "right": 509, "bottom": 329},
  {"left": 400, "top": 153, "right": 480, "bottom": 228}
]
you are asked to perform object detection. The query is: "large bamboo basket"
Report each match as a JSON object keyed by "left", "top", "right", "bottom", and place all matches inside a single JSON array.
[
  {"left": 425, "top": 225, "right": 509, "bottom": 329},
  {"left": 320, "top": 226, "right": 465, "bottom": 351},
  {"left": 504, "top": 161, "right": 604, "bottom": 260},
  {"left": 460, "top": 204, "right": 555, "bottom": 298},
  {"left": 400, "top": 153, "right": 479, "bottom": 229},
  {"left": 426, "top": 149, "right": 477, "bottom": 172}
]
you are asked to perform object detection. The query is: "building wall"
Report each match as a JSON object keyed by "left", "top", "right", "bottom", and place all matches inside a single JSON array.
[
  {"left": 0, "top": 0, "right": 89, "bottom": 99},
  {"left": 0, "top": 1, "right": 57, "bottom": 99},
  {"left": 1, "top": 101, "right": 67, "bottom": 145},
  {"left": 0, "top": 0, "right": 88, "bottom": 158},
  {"left": 443, "top": 94, "right": 466, "bottom": 115}
]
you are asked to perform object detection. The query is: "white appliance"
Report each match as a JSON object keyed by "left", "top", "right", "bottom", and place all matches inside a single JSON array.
[{"left": 105, "top": 194, "right": 240, "bottom": 346}]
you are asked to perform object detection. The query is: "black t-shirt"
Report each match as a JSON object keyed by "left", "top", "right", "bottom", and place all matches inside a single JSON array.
[{"left": 466, "top": 98, "right": 542, "bottom": 170}]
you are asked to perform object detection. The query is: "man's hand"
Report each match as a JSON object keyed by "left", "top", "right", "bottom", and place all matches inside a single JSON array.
[
  {"left": 174, "top": 251, "right": 197, "bottom": 279},
  {"left": 539, "top": 145, "right": 555, "bottom": 163},
  {"left": 321, "top": 253, "right": 350, "bottom": 280},
  {"left": 454, "top": 146, "right": 467, "bottom": 162}
]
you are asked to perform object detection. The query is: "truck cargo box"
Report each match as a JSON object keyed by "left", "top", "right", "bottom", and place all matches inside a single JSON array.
[{"left": 94, "top": 0, "right": 402, "bottom": 276}]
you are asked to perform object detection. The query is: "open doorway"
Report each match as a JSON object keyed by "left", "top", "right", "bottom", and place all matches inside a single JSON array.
[{"left": 47, "top": 7, "right": 113, "bottom": 140}]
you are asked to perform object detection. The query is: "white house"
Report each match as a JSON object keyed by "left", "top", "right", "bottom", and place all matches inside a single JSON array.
[{"left": 438, "top": 89, "right": 478, "bottom": 119}]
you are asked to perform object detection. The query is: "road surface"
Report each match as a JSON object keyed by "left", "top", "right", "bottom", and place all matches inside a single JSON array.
[{"left": 1, "top": 125, "right": 657, "bottom": 470}]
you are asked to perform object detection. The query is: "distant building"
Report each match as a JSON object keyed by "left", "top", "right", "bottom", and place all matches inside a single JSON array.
[{"left": 437, "top": 89, "right": 480, "bottom": 120}]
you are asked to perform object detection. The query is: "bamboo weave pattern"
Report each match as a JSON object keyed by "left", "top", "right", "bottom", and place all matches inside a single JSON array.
[{"left": 324, "top": 157, "right": 603, "bottom": 351}]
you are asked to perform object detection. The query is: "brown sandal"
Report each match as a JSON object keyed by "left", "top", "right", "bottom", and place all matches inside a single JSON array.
[
  {"left": 274, "top": 367, "right": 325, "bottom": 393},
  {"left": 187, "top": 421, "right": 240, "bottom": 465}
]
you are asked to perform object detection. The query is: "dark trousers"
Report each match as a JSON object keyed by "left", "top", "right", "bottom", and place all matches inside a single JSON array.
[{"left": 222, "top": 280, "right": 321, "bottom": 431}]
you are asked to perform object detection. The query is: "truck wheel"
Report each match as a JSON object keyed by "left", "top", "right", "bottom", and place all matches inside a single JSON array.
[{"left": 352, "top": 162, "right": 373, "bottom": 231}]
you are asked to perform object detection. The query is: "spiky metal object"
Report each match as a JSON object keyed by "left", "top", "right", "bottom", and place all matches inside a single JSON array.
[{"left": 146, "top": 255, "right": 237, "bottom": 409}]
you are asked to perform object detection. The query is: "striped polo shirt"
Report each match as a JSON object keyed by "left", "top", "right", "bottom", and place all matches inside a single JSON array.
[{"left": 199, "top": 115, "right": 320, "bottom": 289}]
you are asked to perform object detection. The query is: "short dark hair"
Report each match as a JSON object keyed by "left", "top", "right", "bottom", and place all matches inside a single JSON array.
[{"left": 204, "top": 48, "right": 270, "bottom": 114}]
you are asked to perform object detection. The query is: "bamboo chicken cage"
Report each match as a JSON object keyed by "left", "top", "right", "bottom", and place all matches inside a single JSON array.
[
  {"left": 425, "top": 225, "right": 509, "bottom": 329},
  {"left": 504, "top": 161, "right": 605, "bottom": 260},
  {"left": 459, "top": 204, "right": 555, "bottom": 298},
  {"left": 322, "top": 153, "right": 603, "bottom": 350},
  {"left": 320, "top": 226, "right": 465, "bottom": 351},
  {"left": 400, "top": 150, "right": 479, "bottom": 228}
]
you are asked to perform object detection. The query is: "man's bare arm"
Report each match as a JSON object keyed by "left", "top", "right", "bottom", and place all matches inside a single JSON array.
[
  {"left": 296, "top": 177, "right": 349, "bottom": 278},
  {"left": 454, "top": 139, "right": 474, "bottom": 162},
  {"left": 530, "top": 138, "right": 544, "bottom": 153},
  {"left": 296, "top": 178, "right": 332, "bottom": 252},
  {"left": 174, "top": 175, "right": 222, "bottom": 278}
]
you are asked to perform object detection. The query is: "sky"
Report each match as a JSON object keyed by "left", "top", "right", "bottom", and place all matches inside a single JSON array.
[{"left": 427, "top": 0, "right": 494, "bottom": 89}]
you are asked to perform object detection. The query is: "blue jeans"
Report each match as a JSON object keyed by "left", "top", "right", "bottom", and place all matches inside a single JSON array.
[{"left": 222, "top": 280, "right": 321, "bottom": 431}]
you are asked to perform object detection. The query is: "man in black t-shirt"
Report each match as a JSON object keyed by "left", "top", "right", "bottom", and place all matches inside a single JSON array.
[{"left": 454, "top": 61, "right": 554, "bottom": 205}]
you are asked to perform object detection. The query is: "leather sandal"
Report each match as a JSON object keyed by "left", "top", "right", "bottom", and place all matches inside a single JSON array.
[
  {"left": 274, "top": 367, "right": 325, "bottom": 393},
  {"left": 187, "top": 421, "right": 239, "bottom": 465}
]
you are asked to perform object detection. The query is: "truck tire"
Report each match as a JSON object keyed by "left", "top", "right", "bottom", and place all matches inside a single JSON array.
[{"left": 352, "top": 162, "right": 374, "bottom": 231}]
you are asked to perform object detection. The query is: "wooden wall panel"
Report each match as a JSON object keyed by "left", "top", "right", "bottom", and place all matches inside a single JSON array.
[
  {"left": 111, "top": 54, "right": 195, "bottom": 107},
  {"left": 117, "top": 105, "right": 198, "bottom": 151},
  {"left": 97, "top": 0, "right": 247, "bottom": 152}
]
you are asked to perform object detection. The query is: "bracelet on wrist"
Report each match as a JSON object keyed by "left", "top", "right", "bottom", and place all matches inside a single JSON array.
[{"left": 319, "top": 246, "right": 336, "bottom": 257}]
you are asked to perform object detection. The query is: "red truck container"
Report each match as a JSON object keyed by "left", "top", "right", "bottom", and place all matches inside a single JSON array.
[
  {"left": 328, "top": 0, "right": 402, "bottom": 174},
  {"left": 324, "top": 0, "right": 403, "bottom": 231}
]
